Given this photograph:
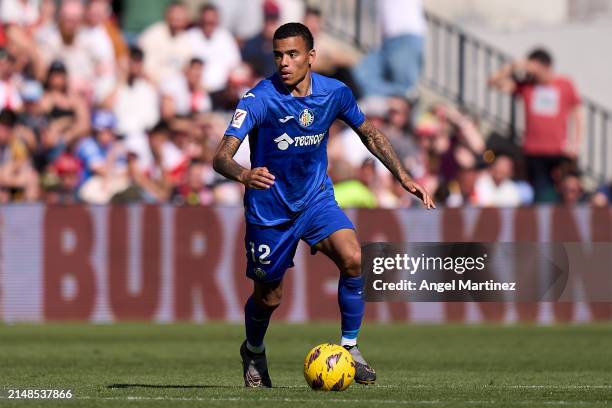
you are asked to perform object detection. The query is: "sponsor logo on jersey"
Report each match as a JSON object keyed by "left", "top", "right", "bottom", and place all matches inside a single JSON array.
[
  {"left": 299, "top": 109, "right": 314, "bottom": 127},
  {"left": 273, "top": 132, "right": 325, "bottom": 151},
  {"left": 278, "top": 115, "right": 294, "bottom": 123},
  {"left": 274, "top": 133, "right": 294, "bottom": 150},
  {"left": 231, "top": 109, "right": 247, "bottom": 128},
  {"left": 243, "top": 92, "right": 256, "bottom": 99}
]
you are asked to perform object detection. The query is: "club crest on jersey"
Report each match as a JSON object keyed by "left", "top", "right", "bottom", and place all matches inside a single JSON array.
[
  {"left": 254, "top": 268, "right": 267, "bottom": 279},
  {"left": 299, "top": 109, "right": 314, "bottom": 127}
]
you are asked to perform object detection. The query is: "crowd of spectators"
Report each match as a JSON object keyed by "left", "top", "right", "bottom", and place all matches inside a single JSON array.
[{"left": 0, "top": 0, "right": 601, "bottom": 208}]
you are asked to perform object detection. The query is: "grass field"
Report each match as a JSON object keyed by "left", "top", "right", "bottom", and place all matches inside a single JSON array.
[{"left": 1, "top": 323, "right": 611, "bottom": 407}]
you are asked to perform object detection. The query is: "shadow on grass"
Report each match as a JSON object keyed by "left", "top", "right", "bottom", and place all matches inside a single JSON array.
[{"left": 107, "top": 384, "right": 302, "bottom": 389}]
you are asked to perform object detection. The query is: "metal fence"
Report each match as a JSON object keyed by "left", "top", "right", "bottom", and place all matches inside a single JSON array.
[
  {"left": 422, "top": 13, "right": 612, "bottom": 184},
  {"left": 310, "top": 0, "right": 612, "bottom": 183}
]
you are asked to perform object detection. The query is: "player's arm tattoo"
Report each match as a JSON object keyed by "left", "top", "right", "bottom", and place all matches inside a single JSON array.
[
  {"left": 213, "top": 136, "right": 247, "bottom": 183},
  {"left": 355, "top": 119, "right": 412, "bottom": 184}
]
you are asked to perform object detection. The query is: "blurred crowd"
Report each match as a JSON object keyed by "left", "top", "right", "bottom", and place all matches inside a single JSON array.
[{"left": 0, "top": 0, "right": 605, "bottom": 208}]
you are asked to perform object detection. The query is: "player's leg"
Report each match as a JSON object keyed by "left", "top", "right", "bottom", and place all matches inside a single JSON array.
[
  {"left": 241, "top": 222, "right": 299, "bottom": 388},
  {"left": 244, "top": 279, "right": 283, "bottom": 354},
  {"left": 241, "top": 279, "right": 283, "bottom": 388},
  {"left": 312, "top": 228, "right": 376, "bottom": 384},
  {"left": 300, "top": 195, "right": 376, "bottom": 385},
  {"left": 312, "top": 229, "right": 363, "bottom": 344}
]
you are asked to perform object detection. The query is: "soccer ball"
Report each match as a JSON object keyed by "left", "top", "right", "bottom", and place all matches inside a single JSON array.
[{"left": 303, "top": 343, "right": 355, "bottom": 391}]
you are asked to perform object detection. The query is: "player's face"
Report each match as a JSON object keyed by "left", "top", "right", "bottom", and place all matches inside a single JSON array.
[{"left": 273, "top": 36, "right": 315, "bottom": 88}]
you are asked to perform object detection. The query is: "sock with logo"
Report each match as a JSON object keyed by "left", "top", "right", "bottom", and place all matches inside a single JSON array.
[
  {"left": 338, "top": 275, "right": 364, "bottom": 347},
  {"left": 244, "top": 295, "right": 273, "bottom": 354}
]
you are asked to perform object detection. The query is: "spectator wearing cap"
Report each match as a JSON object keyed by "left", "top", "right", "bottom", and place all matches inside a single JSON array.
[
  {"left": 43, "top": 152, "right": 80, "bottom": 204},
  {"left": 241, "top": 0, "right": 281, "bottom": 78},
  {"left": 14, "top": 79, "right": 46, "bottom": 157},
  {"left": 0, "top": 48, "right": 23, "bottom": 112},
  {"left": 39, "top": 60, "right": 90, "bottom": 143},
  {"left": 160, "top": 57, "right": 211, "bottom": 120},
  {"left": 138, "top": 1, "right": 192, "bottom": 85},
  {"left": 185, "top": 3, "right": 242, "bottom": 94},
  {"left": 0, "top": 108, "right": 39, "bottom": 202},
  {"left": 75, "top": 109, "right": 128, "bottom": 203},
  {"left": 102, "top": 46, "right": 160, "bottom": 139}
]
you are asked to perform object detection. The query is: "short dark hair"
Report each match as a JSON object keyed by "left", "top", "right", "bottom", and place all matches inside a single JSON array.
[
  {"left": 200, "top": 3, "right": 217, "bottom": 14},
  {"left": 527, "top": 48, "right": 553, "bottom": 66},
  {"left": 273, "top": 22, "right": 314, "bottom": 51},
  {"left": 189, "top": 57, "right": 204, "bottom": 66},
  {"left": 0, "top": 109, "right": 17, "bottom": 128},
  {"left": 166, "top": 1, "right": 185, "bottom": 11},
  {"left": 129, "top": 45, "right": 144, "bottom": 61},
  {"left": 149, "top": 120, "right": 170, "bottom": 136}
]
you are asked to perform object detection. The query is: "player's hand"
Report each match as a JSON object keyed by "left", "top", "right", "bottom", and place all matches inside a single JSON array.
[
  {"left": 403, "top": 180, "right": 436, "bottom": 209},
  {"left": 240, "top": 167, "right": 276, "bottom": 189}
]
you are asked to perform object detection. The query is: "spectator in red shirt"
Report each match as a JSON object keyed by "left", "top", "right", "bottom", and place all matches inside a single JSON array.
[{"left": 488, "top": 48, "right": 582, "bottom": 203}]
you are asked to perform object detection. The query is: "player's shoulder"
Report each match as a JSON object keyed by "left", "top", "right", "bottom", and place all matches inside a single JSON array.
[
  {"left": 242, "top": 76, "right": 277, "bottom": 100},
  {"left": 312, "top": 72, "right": 351, "bottom": 94}
]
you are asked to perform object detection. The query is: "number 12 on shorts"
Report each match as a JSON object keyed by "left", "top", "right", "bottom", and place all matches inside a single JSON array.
[{"left": 249, "top": 242, "right": 271, "bottom": 265}]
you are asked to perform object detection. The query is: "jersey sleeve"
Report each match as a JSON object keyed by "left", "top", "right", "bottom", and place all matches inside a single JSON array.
[
  {"left": 337, "top": 85, "right": 365, "bottom": 129},
  {"left": 224, "top": 94, "right": 267, "bottom": 141}
]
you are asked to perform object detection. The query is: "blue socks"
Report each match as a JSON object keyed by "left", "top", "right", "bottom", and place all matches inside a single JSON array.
[
  {"left": 244, "top": 295, "right": 273, "bottom": 353},
  {"left": 244, "top": 275, "right": 364, "bottom": 351},
  {"left": 338, "top": 275, "right": 364, "bottom": 347}
]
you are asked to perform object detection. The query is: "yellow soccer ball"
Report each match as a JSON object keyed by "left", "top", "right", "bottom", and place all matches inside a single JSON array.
[{"left": 303, "top": 343, "right": 355, "bottom": 391}]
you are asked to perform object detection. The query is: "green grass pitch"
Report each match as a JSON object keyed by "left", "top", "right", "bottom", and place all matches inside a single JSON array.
[{"left": 1, "top": 323, "right": 611, "bottom": 407}]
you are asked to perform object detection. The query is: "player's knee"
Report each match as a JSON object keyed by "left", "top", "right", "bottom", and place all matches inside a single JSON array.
[
  {"left": 260, "top": 295, "right": 282, "bottom": 310},
  {"left": 254, "top": 288, "right": 283, "bottom": 310},
  {"left": 341, "top": 249, "right": 362, "bottom": 277}
]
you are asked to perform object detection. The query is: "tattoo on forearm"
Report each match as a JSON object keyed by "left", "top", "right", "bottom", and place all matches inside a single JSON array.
[
  {"left": 213, "top": 136, "right": 247, "bottom": 183},
  {"left": 356, "top": 120, "right": 410, "bottom": 183}
]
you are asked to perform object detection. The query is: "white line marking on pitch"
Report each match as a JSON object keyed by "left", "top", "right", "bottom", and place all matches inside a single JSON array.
[
  {"left": 1, "top": 395, "right": 608, "bottom": 405},
  {"left": 70, "top": 397, "right": 612, "bottom": 405}
]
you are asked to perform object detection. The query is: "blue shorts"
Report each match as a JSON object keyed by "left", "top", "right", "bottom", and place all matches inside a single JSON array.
[{"left": 244, "top": 196, "right": 354, "bottom": 283}]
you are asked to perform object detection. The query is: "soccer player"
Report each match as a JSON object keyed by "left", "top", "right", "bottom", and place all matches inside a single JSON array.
[{"left": 213, "top": 22, "right": 435, "bottom": 388}]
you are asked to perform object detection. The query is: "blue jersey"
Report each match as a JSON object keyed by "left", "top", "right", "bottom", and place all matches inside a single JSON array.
[{"left": 225, "top": 72, "right": 365, "bottom": 226}]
